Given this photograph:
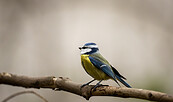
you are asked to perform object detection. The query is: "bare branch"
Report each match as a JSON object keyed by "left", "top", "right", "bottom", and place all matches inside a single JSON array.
[
  {"left": 2, "top": 90, "right": 48, "bottom": 102},
  {"left": 0, "top": 72, "right": 173, "bottom": 102}
]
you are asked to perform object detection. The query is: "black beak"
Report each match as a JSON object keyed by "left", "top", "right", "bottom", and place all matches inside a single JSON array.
[{"left": 79, "top": 47, "right": 82, "bottom": 50}]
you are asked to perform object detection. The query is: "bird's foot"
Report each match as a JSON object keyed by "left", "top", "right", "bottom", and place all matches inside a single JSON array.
[
  {"left": 80, "top": 83, "right": 89, "bottom": 89},
  {"left": 80, "top": 79, "right": 96, "bottom": 89},
  {"left": 91, "top": 84, "right": 109, "bottom": 91},
  {"left": 98, "top": 84, "right": 109, "bottom": 87}
]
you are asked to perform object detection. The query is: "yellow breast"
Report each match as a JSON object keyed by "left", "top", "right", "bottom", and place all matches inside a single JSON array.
[{"left": 81, "top": 54, "right": 110, "bottom": 80}]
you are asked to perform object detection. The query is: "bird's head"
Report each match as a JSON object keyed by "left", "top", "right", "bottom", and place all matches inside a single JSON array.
[{"left": 79, "top": 43, "right": 99, "bottom": 55}]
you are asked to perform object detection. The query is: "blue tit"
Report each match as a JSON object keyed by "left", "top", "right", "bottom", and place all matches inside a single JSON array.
[{"left": 79, "top": 43, "right": 131, "bottom": 89}]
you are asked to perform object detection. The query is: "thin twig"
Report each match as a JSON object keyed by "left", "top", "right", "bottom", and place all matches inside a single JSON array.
[{"left": 2, "top": 90, "right": 48, "bottom": 102}]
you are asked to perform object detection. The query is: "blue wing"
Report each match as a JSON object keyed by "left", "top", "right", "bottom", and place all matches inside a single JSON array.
[
  {"left": 89, "top": 56, "right": 131, "bottom": 88},
  {"left": 89, "top": 56, "right": 120, "bottom": 86}
]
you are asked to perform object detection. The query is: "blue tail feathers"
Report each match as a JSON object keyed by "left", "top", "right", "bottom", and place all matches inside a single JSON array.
[{"left": 115, "top": 74, "right": 132, "bottom": 88}]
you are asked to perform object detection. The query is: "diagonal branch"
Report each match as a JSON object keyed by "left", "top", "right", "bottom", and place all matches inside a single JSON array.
[{"left": 0, "top": 72, "right": 173, "bottom": 102}]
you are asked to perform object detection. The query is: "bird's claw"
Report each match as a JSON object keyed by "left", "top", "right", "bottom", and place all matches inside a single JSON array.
[
  {"left": 80, "top": 83, "right": 89, "bottom": 89},
  {"left": 91, "top": 84, "right": 109, "bottom": 91}
]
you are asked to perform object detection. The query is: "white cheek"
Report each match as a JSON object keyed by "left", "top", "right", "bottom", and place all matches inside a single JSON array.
[{"left": 80, "top": 49, "right": 91, "bottom": 54}]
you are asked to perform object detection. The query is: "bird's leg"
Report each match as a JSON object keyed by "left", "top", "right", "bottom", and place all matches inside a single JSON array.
[
  {"left": 81, "top": 79, "right": 96, "bottom": 88},
  {"left": 91, "top": 80, "right": 103, "bottom": 91}
]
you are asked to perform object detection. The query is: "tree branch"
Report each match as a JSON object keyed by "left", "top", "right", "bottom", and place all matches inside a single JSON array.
[{"left": 0, "top": 72, "right": 173, "bottom": 102}]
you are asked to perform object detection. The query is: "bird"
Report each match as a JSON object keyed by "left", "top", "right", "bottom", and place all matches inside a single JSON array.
[{"left": 79, "top": 42, "right": 131, "bottom": 90}]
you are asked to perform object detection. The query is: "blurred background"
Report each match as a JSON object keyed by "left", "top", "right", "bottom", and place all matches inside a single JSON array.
[{"left": 0, "top": 0, "right": 173, "bottom": 102}]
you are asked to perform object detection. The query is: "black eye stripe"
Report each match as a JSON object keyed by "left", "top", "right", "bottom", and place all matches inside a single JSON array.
[{"left": 82, "top": 46, "right": 89, "bottom": 49}]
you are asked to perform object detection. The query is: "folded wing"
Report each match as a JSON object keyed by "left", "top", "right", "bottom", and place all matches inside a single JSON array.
[{"left": 89, "top": 56, "right": 131, "bottom": 88}]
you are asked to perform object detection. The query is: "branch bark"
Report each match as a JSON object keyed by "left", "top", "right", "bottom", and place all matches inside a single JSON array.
[{"left": 0, "top": 72, "right": 173, "bottom": 102}]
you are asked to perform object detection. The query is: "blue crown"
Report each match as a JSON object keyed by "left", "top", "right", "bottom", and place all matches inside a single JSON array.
[{"left": 84, "top": 43, "right": 96, "bottom": 46}]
